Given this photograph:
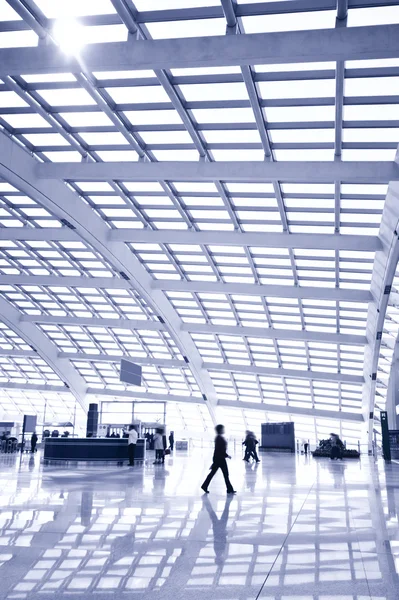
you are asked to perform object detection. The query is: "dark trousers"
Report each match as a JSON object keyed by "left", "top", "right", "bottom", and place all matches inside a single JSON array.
[
  {"left": 31, "top": 441, "right": 37, "bottom": 453},
  {"left": 202, "top": 459, "right": 234, "bottom": 493},
  {"left": 128, "top": 444, "right": 136, "bottom": 465},
  {"left": 330, "top": 446, "right": 341, "bottom": 460},
  {"left": 304, "top": 443, "right": 309, "bottom": 455},
  {"left": 155, "top": 449, "right": 164, "bottom": 463},
  {"left": 244, "top": 447, "right": 259, "bottom": 462}
]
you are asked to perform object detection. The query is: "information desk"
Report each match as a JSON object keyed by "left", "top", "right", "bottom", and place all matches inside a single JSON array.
[{"left": 43, "top": 437, "right": 146, "bottom": 462}]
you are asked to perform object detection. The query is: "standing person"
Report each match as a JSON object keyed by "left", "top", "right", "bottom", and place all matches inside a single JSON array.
[
  {"left": 169, "top": 431, "right": 174, "bottom": 452},
  {"left": 128, "top": 425, "right": 138, "bottom": 466},
  {"left": 303, "top": 440, "right": 309, "bottom": 455},
  {"left": 31, "top": 432, "right": 38, "bottom": 453},
  {"left": 153, "top": 428, "right": 164, "bottom": 465},
  {"left": 201, "top": 424, "right": 236, "bottom": 495},
  {"left": 330, "top": 433, "right": 344, "bottom": 460}
]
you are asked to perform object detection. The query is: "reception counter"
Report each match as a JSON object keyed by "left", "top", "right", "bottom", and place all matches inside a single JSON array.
[{"left": 43, "top": 437, "right": 146, "bottom": 462}]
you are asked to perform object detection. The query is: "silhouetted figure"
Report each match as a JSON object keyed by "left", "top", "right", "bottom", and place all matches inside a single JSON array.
[
  {"left": 31, "top": 432, "right": 38, "bottom": 453},
  {"left": 303, "top": 441, "right": 309, "bottom": 455},
  {"left": 242, "top": 431, "right": 260, "bottom": 463},
  {"left": 330, "top": 433, "right": 344, "bottom": 460},
  {"left": 169, "top": 431, "right": 174, "bottom": 451},
  {"left": 153, "top": 428, "right": 164, "bottom": 464},
  {"left": 201, "top": 424, "right": 236, "bottom": 494},
  {"left": 128, "top": 425, "right": 138, "bottom": 466}
]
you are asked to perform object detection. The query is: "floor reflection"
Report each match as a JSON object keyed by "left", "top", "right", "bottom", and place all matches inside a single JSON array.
[{"left": 0, "top": 451, "right": 398, "bottom": 598}]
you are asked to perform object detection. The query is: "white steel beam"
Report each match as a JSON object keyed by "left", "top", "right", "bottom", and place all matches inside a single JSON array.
[
  {"left": 0, "top": 228, "right": 380, "bottom": 251},
  {"left": 152, "top": 280, "right": 372, "bottom": 302},
  {"left": 363, "top": 150, "right": 399, "bottom": 444},
  {"left": 0, "top": 382, "right": 70, "bottom": 393},
  {"left": 0, "top": 296, "right": 88, "bottom": 408},
  {"left": 20, "top": 314, "right": 366, "bottom": 345},
  {"left": 0, "top": 130, "right": 218, "bottom": 407},
  {"left": 219, "top": 399, "right": 364, "bottom": 423},
  {"left": 181, "top": 322, "right": 367, "bottom": 346},
  {"left": 0, "top": 274, "right": 372, "bottom": 301},
  {"left": 87, "top": 388, "right": 204, "bottom": 404},
  {"left": 203, "top": 361, "right": 363, "bottom": 384},
  {"left": 110, "top": 229, "right": 381, "bottom": 252},
  {"left": 36, "top": 160, "right": 399, "bottom": 183},
  {"left": 20, "top": 314, "right": 166, "bottom": 331},
  {"left": 0, "top": 348, "right": 37, "bottom": 357},
  {"left": 1, "top": 24, "right": 398, "bottom": 74},
  {"left": 0, "top": 227, "right": 78, "bottom": 242},
  {"left": 0, "top": 274, "right": 131, "bottom": 289},
  {"left": 59, "top": 352, "right": 187, "bottom": 368}
]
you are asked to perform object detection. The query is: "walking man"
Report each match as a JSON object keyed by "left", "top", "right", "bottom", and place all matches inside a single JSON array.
[
  {"left": 128, "top": 425, "right": 138, "bottom": 466},
  {"left": 201, "top": 424, "right": 236, "bottom": 495},
  {"left": 31, "top": 432, "right": 38, "bottom": 453}
]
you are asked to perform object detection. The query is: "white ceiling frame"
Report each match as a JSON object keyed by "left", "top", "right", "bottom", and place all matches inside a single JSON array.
[
  {"left": 0, "top": 130, "right": 218, "bottom": 410},
  {"left": 36, "top": 160, "right": 399, "bottom": 183},
  {"left": 152, "top": 279, "right": 372, "bottom": 302},
  {"left": 0, "top": 296, "right": 87, "bottom": 409},
  {"left": 19, "top": 314, "right": 366, "bottom": 345},
  {"left": 0, "top": 23, "right": 398, "bottom": 74},
  {"left": 363, "top": 153, "right": 399, "bottom": 441}
]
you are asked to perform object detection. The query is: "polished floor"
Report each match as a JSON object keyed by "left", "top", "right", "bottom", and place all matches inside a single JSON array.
[{"left": 0, "top": 447, "right": 398, "bottom": 600}]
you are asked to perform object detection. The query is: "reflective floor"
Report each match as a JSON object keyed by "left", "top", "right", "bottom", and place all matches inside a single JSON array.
[{"left": 0, "top": 448, "right": 399, "bottom": 599}]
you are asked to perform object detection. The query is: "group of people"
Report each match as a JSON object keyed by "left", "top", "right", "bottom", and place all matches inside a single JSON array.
[{"left": 127, "top": 426, "right": 175, "bottom": 466}]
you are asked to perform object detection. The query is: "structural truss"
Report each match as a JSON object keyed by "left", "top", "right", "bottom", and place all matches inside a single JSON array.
[{"left": 0, "top": 0, "right": 398, "bottom": 443}]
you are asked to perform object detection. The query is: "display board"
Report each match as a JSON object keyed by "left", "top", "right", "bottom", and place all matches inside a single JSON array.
[
  {"left": 388, "top": 430, "right": 399, "bottom": 460},
  {"left": 261, "top": 422, "right": 295, "bottom": 452}
]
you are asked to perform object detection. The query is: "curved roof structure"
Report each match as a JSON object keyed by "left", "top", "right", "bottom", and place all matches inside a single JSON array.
[{"left": 0, "top": 0, "right": 399, "bottom": 444}]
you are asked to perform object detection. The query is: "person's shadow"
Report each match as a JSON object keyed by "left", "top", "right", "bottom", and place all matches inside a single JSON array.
[{"left": 202, "top": 495, "right": 233, "bottom": 565}]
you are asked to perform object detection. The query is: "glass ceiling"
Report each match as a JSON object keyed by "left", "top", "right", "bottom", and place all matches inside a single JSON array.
[{"left": 0, "top": 0, "right": 398, "bottom": 442}]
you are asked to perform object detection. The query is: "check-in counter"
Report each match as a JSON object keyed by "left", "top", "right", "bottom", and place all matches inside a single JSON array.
[{"left": 43, "top": 437, "right": 146, "bottom": 462}]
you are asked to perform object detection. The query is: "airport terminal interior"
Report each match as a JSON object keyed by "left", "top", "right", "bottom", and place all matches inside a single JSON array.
[{"left": 1, "top": 0, "right": 399, "bottom": 598}]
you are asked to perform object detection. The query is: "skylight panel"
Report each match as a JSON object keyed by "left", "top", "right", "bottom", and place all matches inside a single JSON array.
[
  {"left": 211, "top": 150, "right": 265, "bottom": 161},
  {"left": 79, "top": 132, "right": 129, "bottom": 146},
  {"left": 242, "top": 10, "right": 335, "bottom": 33},
  {"left": 342, "top": 149, "right": 395, "bottom": 161},
  {"left": 96, "top": 150, "right": 139, "bottom": 162},
  {"left": 346, "top": 77, "right": 399, "bottom": 97},
  {"left": 146, "top": 19, "right": 226, "bottom": 40},
  {"left": 348, "top": 6, "right": 399, "bottom": 26},
  {"left": 34, "top": 0, "right": 116, "bottom": 17},
  {"left": 191, "top": 108, "right": 255, "bottom": 124},
  {"left": 83, "top": 25, "right": 127, "bottom": 45},
  {"left": 254, "top": 61, "right": 335, "bottom": 73},
  {"left": 344, "top": 105, "right": 399, "bottom": 121},
  {"left": 43, "top": 151, "right": 82, "bottom": 162},
  {"left": 124, "top": 110, "right": 183, "bottom": 125},
  {"left": 225, "top": 182, "right": 275, "bottom": 193},
  {"left": 37, "top": 89, "right": 96, "bottom": 106},
  {"left": 275, "top": 149, "right": 333, "bottom": 161},
  {"left": 106, "top": 86, "right": 170, "bottom": 104},
  {"left": 138, "top": 131, "right": 193, "bottom": 145},
  {"left": 258, "top": 79, "right": 335, "bottom": 99},
  {"left": 202, "top": 130, "right": 261, "bottom": 144},
  {"left": 172, "top": 66, "right": 241, "bottom": 76},
  {"left": 60, "top": 112, "right": 114, "bottom": 127},
  {"left": 265, "top": 105, "right": 335, "bottom": 122},
  {"left": 0, "top": 92, "right": 28, "bottom": 108},
  {"left": 179, "top": 83, "right": 248, "bottom": 102},
  {"left": 23, "top": 133, "right": 70, "bottom": 146},
  {"left": 152, "top": 150, "right": 199, "bottom": 161},
  {"left": 0, "top": 31, "right": 38, "bottom": 48},
  {"left": 270, "top": 129, "right": 334, "bottom": 143},
  {"left": 343, "top": 128, "right": 399, "bottom": 142}
]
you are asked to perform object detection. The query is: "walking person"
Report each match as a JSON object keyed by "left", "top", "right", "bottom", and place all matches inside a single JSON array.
[
  {"left": 31, "top": 432, "right": 38, "bottom": 453},
  {"left": 153, "top": 428, "right": 164, "bottom": 465},
  {"left": 169, "top": 431, "right": 174, "bottom": 452},
  {"left": 201, "top": 424, "right": 236, "bottom": 495},
  {"left": 243, "top": 431, "right": 260, "bottom": 463},
  {"left": 128, "top": 425, "right": 138, "bottom": 466}
]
